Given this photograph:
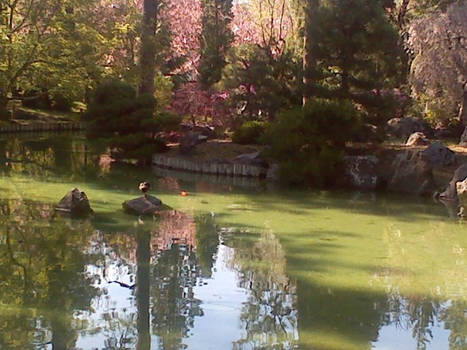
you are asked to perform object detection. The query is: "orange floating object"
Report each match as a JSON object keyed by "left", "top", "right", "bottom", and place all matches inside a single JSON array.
[{"left": 181, "top": 190, "right": 188, "bottom": 196}]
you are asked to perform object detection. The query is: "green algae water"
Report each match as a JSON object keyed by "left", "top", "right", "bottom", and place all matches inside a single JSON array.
[{"left": 0, "top": 133, "right": 465, "bottom": 350}]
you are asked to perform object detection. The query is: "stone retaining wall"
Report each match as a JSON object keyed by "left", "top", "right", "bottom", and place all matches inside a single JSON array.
[
  {"left": 152, "top": 154, "right": 268, "bottom": 178},
  {"left": 152, "top": 165, "right": 265, "bottom": 188},
  {"left": 0, "top": 122, "right": 84, "bottom": 133}
]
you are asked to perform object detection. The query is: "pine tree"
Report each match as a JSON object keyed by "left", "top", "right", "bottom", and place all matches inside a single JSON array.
[
  {"left": 304, "top": 0, "right": 404, "bottom": 111},
  {"left": 198, "top": 0, "right": 234, "bottom": 90}
]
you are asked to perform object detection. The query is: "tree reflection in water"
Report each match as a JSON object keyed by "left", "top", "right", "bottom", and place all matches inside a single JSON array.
[
  {"left": 0, "top": 132, "right": 464, "bottom": 350},
  {"left": 378, "top": 223, "right": 467, "bottom": 350},
  {"left": 97, "top": 211, "right": 218, "bottom": 350},
  {"left": 0, "top": 199, "right": 101, "bottom": 350},
  {"left": 150, "top": 212, "right": 211, "bottom": 350},
  {"left": 224, "top": 230, "right": 299, "bottom": 350}
]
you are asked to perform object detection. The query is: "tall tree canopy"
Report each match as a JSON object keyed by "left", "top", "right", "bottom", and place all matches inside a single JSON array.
[
  {"left": 198, "top": 0, "right": 233, "bottom": 89},
  {"left": 406, "top": 0, "right": 467, "bottom": 124},
  {"left": 305, "top": 0, "right": 404, "bottom": 111}
]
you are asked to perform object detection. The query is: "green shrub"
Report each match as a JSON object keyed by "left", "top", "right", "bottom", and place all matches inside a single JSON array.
[
  {"left": 232, "top": 120, "right": 268, "bottom": 144},
  {"left": 153, "top": 111, "right": 182, "bottom": 132},
  {"left": 85, "top": 80, "right": 136, "bottom": 133},
  {"left": 266, "top": 98, "right": 362, "bottom": 187}
]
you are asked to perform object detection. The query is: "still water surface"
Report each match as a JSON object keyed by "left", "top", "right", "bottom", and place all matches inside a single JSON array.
[{"left": 0, "top": 133, "right": 465, "bottom": 350}]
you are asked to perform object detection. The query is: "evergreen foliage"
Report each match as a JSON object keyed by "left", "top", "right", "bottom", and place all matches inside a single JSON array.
[
  {"left": 85, "top": 80, "right": 181, "bottom": 161},
  {"left": 267, "top": 98, "right": 362, "bottom": 186},
  {"left": 222, "top": 45, "right": 302, "bottom": 121},
  {"left": 198, "top": 0, "right": 234, "bottom": 89},
  {"left": 232, "top": 120, "right": 268, "bottom": 145},
  {"left": 306, "top": 0, "right": 405, "bottom": 118}
]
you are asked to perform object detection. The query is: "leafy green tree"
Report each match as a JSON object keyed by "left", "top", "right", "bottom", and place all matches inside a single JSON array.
[{"left": 198, "top": 0, "right": 234, "bottom": 89}]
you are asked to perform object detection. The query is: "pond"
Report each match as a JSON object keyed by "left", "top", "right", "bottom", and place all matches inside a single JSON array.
[{"left": 0, "top": 133, "right": 465, "bottom": 350}]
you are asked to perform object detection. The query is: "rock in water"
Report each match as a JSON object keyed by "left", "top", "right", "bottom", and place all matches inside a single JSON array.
[
  {"left": 56, "top": 188, "right": 93, "bottom": 217},
  {"left": 122, "top": 195, "right": 163, "bottom": 215}
]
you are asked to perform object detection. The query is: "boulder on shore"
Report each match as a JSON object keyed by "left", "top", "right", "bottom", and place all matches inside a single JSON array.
[
  {"left": 421, "top": 142, "right": 456, "bottom": 167},
  {"left": 387, "top": 150, "right": 435, "bottom": 196},
  {"left": 387, "top": 117, "right": 433, "bottom": 139},
  {"left": 440, "top": 163, "right": 467, "bottom": 200},
  {"left": 55, "top": 188, "right": 93, "bottom": 217},
  {"left": 343, "top": 156, "right": 379, "bottom": 191},
  {"left": 123, "top": 195, "right": 163, "bottom": 215},
  {"left": 406, "top": 132, "right": 430, "bottom": 146}
]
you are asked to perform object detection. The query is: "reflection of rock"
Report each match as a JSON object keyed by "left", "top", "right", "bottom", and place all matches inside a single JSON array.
[
  {"left": 343, "top": 156, "right": 379, "bottom": 190},
  {"left": 154, "top": 210, "right": 196, "bottom": 250},
  {"left": 55, "top": 188, "right": 93, "bottom": 217},
  {"left": 387, "top": 151, "right": 435, "bottom": 196},
  {"left": 456, "top": 179, "right": 467, "bottom": 217},
  {"left": 438, "top": 198, "right": 461, "bottom": 219},
  {"left": 122, "top": 195, "right": 163, "bottom": 215}
]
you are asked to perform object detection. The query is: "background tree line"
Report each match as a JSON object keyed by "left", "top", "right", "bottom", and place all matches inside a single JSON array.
[{"left": 0, "top": 0, "right": 466, "bottom": 182}]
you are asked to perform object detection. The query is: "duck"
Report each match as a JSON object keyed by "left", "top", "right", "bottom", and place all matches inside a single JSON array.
[{"left": 139, "top": 181, "right": 151, "bottom": 198}]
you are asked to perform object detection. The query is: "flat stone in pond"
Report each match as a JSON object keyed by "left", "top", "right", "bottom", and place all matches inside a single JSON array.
[{"left": 122, "top": 195, "right": 163, "bottom": 215}]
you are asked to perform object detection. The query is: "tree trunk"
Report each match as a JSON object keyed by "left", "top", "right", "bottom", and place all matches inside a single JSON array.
[
  {"left": 398, "top": 0, "right": 410, "bottom": 28},
  {"left": 139, "top": 0, "right": 158, "bottom": 96},
  {"left": 302, "top": 0, "right": 319, "bottom": 106}
]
